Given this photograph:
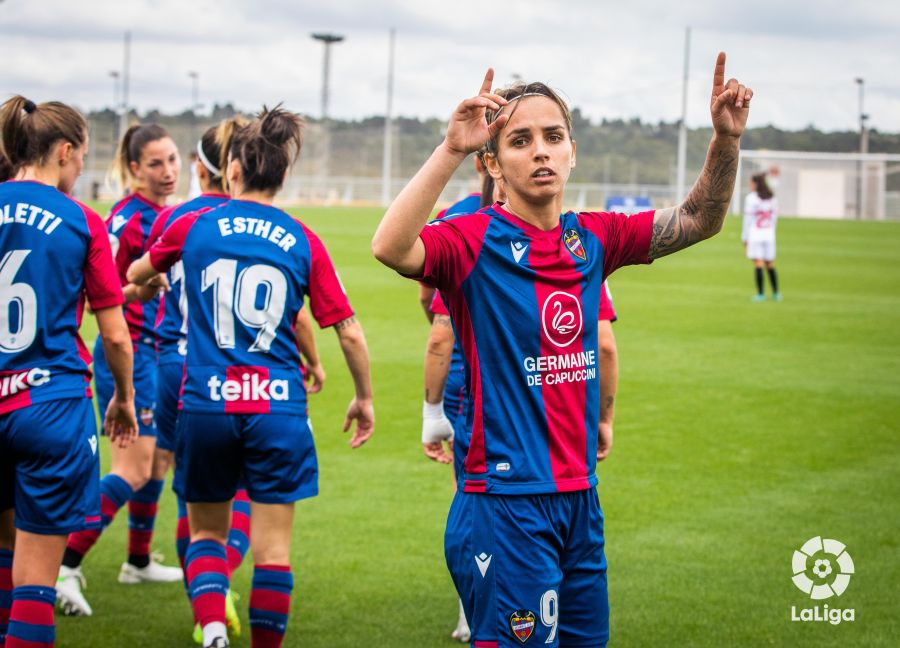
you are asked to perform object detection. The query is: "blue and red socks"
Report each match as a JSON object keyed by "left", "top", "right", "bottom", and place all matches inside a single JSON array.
[
  {"left": 249, "top": 565, "right": 293, "bottom": 648},
  {"left": 127, "top": 478, "right": 163, "bottom": 567},
  {"left": 64, "top": 474, "right": 133, "bottom": 567},
  {"left": 4, "top": 586, "right": 55, "bottom": 648},
  {"left": 185, "top": 539, "right": 229, "bottom": 641},
  {"left": 0, "top": 550, "right": 11, "bottom": 645},
  {"left": 226, "top": 490, "right": 251, "bottom": 575}
]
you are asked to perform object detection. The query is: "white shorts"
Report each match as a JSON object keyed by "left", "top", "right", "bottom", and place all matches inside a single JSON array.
[{"left": 746, "top": 239, "right": 776, "bottom": 261}]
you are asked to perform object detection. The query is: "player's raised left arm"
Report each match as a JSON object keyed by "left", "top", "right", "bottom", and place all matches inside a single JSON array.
[{"left": 649, "top": 52, "right": 752, "bottom": 260}]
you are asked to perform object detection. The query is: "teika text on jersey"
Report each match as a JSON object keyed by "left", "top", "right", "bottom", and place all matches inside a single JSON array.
[
  {"left": 216, "top": 216, "right": 297, "bottom": 252},
  {"left": 207, "top": 372, "right": 289, "bottom": 402},
  {"left": 0, "top": 203, "right": 64, "bottom": 235}
]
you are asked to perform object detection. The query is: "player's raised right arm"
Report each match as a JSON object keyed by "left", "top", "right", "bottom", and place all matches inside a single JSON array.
[{"left": 372, "top": 69, "right": 508, "bottom": 276}]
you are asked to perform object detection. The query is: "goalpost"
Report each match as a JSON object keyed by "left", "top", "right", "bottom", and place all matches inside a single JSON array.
[{"left": 734, "top": 150, "right": 900, "bottom": 220}]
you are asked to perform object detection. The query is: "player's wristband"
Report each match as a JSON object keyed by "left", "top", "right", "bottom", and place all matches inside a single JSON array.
[{"left": 422, "top": 400, "right": 453, "bottom": 443}]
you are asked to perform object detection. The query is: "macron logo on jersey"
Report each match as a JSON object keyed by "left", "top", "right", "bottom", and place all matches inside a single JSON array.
[
  {"left": 111, "top": 214, "right": 128, "bottom": 233},
  {"left": 207, "top": 366, "right": 288, "bottom": 413},
  {"left": 510, "top": 241, "right": 528, "bottom": 263}
]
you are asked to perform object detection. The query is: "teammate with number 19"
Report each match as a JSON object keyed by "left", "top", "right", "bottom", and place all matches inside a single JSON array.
[
  {"left": 128, "top": 106, "right": 375, "bottom": 648},
  {"left": 0, "top": 96, "right": 137, "bottom": 648},
  {"left": 374, "top": 55, "right": 751, "bottom": 647}
]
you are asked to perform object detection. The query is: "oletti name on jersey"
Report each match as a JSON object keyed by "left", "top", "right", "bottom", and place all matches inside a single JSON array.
[
  {"left": 0, "top": 202, "right": 64, "bottom": 235},
  {"left": 0, "top": 368, "right": 51, "bottom": 398},
  {"left": 207, "top": 366, "right": 289, "bottom": 403}
]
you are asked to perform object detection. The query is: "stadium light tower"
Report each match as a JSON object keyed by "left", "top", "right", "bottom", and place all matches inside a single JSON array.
[
  {"left": 188, "top": 71, "right": 200, "bottom": 143},
  {"left": 109, "top": 71, "right": 121, "bottom": 156},
  {"left": 311, "top": 33, "right": 344, "bottom": 120},
  {"left": 855, "top": 77, "right": 869, "bottom": 219}
]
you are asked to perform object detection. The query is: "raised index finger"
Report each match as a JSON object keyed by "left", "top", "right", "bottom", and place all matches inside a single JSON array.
[
  {"left": 480, "top": 68, "right": 495, "bottom": 96},
  {"left": 712, "top": 52, "right": 726, "bottom": 96}
]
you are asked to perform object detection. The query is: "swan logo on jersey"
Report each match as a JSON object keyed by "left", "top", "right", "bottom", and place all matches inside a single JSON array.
[
  {"left": 563, "top": 228, "right": 587, "bottom": 261},
  {"left": 509, "top": 610, "right": 536, "bottom": 643},
  {"left": 541, "top": 291, "right": 583, "bottom": 348}
]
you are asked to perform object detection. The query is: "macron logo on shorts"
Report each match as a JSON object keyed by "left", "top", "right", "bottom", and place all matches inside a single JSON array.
[
  {"left": 475, "top": 552, "right": 492, "bottom": 578},
  {"left": 207, "top": 366, "right": 289, "bottom": 414}
]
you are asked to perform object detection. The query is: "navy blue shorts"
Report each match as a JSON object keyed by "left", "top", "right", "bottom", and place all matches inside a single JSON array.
[
  {"left": 174, "top": 411, "right": 318, "bottom": 504},
  {"left": 155, "top": 361, "right": 183, "bottom": 452},
  {"left": 445, "top": 489, "right": 608, "bottom": 648},
  {"left": 0, "top": 398, "right": 101, "bottom": 535},
  {"left": 94, "top": 338, "right": 157, "bottom": 437}
]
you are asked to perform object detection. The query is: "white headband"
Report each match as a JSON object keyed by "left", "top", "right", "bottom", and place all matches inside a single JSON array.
[{"left": 196, "top": 140, "right": 221, "bottom": 177}]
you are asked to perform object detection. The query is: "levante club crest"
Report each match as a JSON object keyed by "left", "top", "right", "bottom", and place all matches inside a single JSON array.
[
  {"left": 509, "top": 609, "right": 536, "bottom": 643},
  {"left": 564, "top": 228, "right": 587, "bottom": 261}
]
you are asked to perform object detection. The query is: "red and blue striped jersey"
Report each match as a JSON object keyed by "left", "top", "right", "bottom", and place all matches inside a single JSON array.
[
  {"left": 146, "top": 194, "right": 229, "bottom": 365},
  {"left": 147, "top": 199, "right": 353, "bottom": 415},
  {"left": 0, "top": 180, "right": 123, "bottom": 414},
  {"left": 417, "top": 203, "right": 653, "bottom": 495},
  {"left": 107, "top": 192, "right": 164, "bottom": 344}
]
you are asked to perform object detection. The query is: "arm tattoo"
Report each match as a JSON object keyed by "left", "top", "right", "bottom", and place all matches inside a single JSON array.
[
  {"left": 649, "top": 136, "right": 739, "bottom": 259},
  {"left": 333, "top": 315, "right": 358, "bottom": 331},
  {"left": 433, "top": 314, "right": 452, "bottom": 328},
  {"left": 605, "top": 395, "right": 615, "bottom": 409}
]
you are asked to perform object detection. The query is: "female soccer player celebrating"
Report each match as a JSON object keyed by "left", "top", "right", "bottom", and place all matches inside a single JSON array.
[
  {"left": 128, "top": 106, "right": 375, "bottom": 648},
  {"left": 0, "top": 96, "right": 137, "bottom": 647},
  {"left": 373, "top": 54, "right": 751, "bottom": 647},
  {"left": 57, "top": 123, "right": 182, "bottom": 617}
]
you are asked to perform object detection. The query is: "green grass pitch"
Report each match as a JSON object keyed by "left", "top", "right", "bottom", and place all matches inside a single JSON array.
[{"left": 55, "top": 207, "right": 899, "bottom": 647}]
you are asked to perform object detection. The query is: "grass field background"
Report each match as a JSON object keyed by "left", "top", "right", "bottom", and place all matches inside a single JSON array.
[{"left": 55, "top": 207, "right": 900, "bottom": 647}]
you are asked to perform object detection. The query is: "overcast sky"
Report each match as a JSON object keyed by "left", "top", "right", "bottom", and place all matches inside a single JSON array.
[{"left": 3, "top": 0, "right": 899, "bottom": 132}]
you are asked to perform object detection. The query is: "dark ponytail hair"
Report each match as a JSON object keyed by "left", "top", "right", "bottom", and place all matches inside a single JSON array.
[
  {"left": 752, "top": 172, "right": 773, "bottom": 200},
  {"left": 227, "top": 105, "right": 304, "bottom": 194},
  {"left": 112, "top": 123, "right": 170, "bottom": 192},
  {"left": 480, "top": 172, "right": 495, "bottom": 208},
  {"left": 0, "top": 95, "right": 87, "bottom": 180}
]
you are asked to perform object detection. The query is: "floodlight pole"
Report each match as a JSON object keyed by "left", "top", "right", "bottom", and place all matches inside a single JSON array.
[
  {"left": 312, "top": 33, "right": 344, "bottom": 198},
  {"left": 188, "top": 71, "right": 199, "bottom": 143},
  {"left": 109, "top": 70, "right": 120, "bottom": 156},
  {"left": 855, "top": 77, "right": 868, "bottom": 218},
  {"left": 118, "top": 31, "right": 131, "bottom": 150},
  {"left": 381, "top": 28, "right": 396, "bottom": 206},
  {"left": 676, "top": 26, "right": 690, "bottom": 204}
]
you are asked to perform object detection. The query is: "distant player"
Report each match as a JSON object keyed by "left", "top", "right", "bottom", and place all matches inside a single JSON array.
[
  {"left": 128, "top": 106, "right": 375, "bottom": 648},
  {"left": 373, "top": 56, "right": 750, "bottom": 647},
  {"left": 58, "top": 123, "right": 182, "bottom": 618},
  {"left": 742, "top": 172, "right": 780, "bottom": 301},
  {"left": 0, "top": 96, "right": 137, "bottom": 647}
]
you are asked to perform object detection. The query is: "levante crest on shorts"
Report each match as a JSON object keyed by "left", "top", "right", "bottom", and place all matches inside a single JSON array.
[
  {"left": 139, "top": 407, "right": 154, "bottom": 427},
  {"left": 564, "top": 228, "right": 587, "bottom": 261},
  {"left": 509, "top": 609, "right": 536, "bottom": 643}
]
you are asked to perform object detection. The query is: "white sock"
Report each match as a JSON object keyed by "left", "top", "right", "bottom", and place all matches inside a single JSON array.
[{"left": 202, "top": 621, "right": 227, "bottom": 646}]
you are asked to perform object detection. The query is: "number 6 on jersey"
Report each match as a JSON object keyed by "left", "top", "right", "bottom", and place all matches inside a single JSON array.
[{"left": 201, "top": 258, "right": 287, "bottom": 352}]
